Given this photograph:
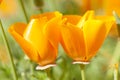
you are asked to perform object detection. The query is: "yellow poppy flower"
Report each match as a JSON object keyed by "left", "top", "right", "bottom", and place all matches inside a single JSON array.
[
  {"left": 9, "top": 12, "right": 62, "bottom": 69},
  {"left": 60, "top": 11, "right": 114, "bottom": 64},
  {"left": 0, "top": 0, "right": 17, "bottom": 17}
]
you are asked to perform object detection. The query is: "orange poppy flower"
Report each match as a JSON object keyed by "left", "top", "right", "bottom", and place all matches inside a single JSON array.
[
  {"left": 60, "top": 11, "right": 114, "bottom": 64},
  {"left": 9, "top": 12, "right": 62, "bottom": 70},
  {"left": 0, "top": 0, "right": 17, "bottom": 17}
]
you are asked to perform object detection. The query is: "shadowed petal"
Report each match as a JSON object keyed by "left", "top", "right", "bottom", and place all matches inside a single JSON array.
[
  {"left": 40, "top": 15, "right": 62, "bottom": 65},
  {"left": 60, "top": 23, "right": 86, "bottom": 61},
  {"left": 45, "top": 14, "right": 62, "bottom": 52},
  {"left": 63, "top": 15, "right": 81, "bottom": 25},
  {"left": 31, "top": 11, "right": 62, "bottom": 21}
]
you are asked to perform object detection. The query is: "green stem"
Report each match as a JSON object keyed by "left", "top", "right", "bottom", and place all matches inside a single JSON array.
[
  {"left": 114, "top": 64, "right": 118, "bottom": 80},
  {"left": 19, "top": 0, "right": 28, "bottom": 23},
  {"left": 80, "top": 64, "right": 86, "bottom": 80},
  {"left": 0, "top": 20, "right": 18, "bottom": 80},
  {"left": 114, "top": 69, "right": 118, "bottom": 80},
  {"left": 45, "top": 68, "right": 53, "bottom": 80}
]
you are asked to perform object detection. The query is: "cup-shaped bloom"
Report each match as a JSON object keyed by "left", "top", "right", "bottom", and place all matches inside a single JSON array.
[
  {"left": 60, "top": 11, "right": 114, "bottom": 64},
  {"left": 9, "top": 12, "right": 62, "bottom": 69}
]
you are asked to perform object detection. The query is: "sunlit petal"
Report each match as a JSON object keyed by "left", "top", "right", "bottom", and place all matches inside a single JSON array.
[
  {"left": 95, "top": 16, "right": 116, "bottom": 35},
  {"left": 83, "top": 20, "right": 106, "bottom": 59},
  {"left": 8, "top": 23, "right": 40, "bottom": 62},
  {"left": 77, "top": 10, "right": 94, "bottom": 28}
]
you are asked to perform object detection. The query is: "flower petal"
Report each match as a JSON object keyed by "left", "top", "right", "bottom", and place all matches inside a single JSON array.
[
  {"left": 8, "top": 23, "right": 40, "bottom": 62},
  {"left": 60, "top": 23, "right": 86, "bottom": 61},
  {"left": 31, "top": 11, "right": 62, "bottom": 20},
  {"left": 39, "top": 14, "right": 62, "bottom": 65},
  {"left": 63, "top": 15, "right": 81, "bottom": 25},
  {"left": 83, "top": 20, "right": 106, "bottom": 59},
  {"left": 77, "top": 10, "right": 94, "bottom": 28},
  {"left": 95, "top": 16, "right": 115, "bottom": 34},
  {"left": 23, "top": 18, "right": 49, "bottom": 60},
  {"left": 44, "top": 14, "right": 62, "bottom": 52}
]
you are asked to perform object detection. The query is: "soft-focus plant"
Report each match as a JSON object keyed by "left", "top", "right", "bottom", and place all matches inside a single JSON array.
[
  {"left": 106, "top": 11, "right": 120, "bottom": 80},
  {"left": 0, "top": 0, "right": 19, "bottom": 80}
]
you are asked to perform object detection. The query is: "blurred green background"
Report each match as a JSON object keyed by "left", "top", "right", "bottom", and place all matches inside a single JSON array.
[{"left": 0, "top": 0, "right": 120, "bottom": 80}]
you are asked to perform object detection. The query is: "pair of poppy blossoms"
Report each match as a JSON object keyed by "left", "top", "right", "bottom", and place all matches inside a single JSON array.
[{"left": 9, "top": 11, "right": 115, "bottom": 70}]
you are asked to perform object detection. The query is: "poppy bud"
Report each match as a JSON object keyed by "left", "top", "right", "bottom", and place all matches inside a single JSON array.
[{"left": 34, "top": 0, "right": 44, "bottom": 10}]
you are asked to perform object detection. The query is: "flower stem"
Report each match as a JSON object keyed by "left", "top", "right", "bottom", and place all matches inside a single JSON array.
[
  {"left": 114, "top": 69, "right": 118, "bottom": 80},
  {"left": 80, "top": 64, "right": 86, "bottom": 80},
  {"left": 19, "top": 0, "right": 28, "bottom": 23},
  {"left": 114, "top": 64, "right": 118, "bottom": 80},
  {"left": 0, "top": 20, "right": 18, "bottom": 80},
  {"left": 45, "top": 68, "right": 53, "bottom": 80}
]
